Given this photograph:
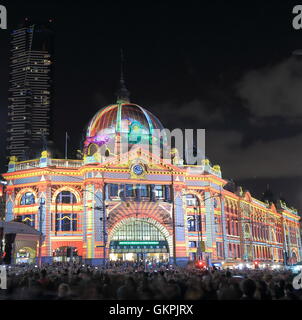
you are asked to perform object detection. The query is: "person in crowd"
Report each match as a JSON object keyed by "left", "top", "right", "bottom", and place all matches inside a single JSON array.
[
  {"left": 56, "top": 283, "right": 72, "bottom": 300},
  {"left": 0, "top": 261, "right": 301, "bottom": 300},
  {"left": 240, "top": 279, "right": 257, "bottom": 300}
]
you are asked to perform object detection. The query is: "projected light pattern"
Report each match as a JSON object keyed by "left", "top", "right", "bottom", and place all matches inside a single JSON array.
[
  {"left": 85, "top": 103, "right": 167, "bottom": 153},
  {"left": 84, "top": 134, "right": 111, "bottom": 147}
]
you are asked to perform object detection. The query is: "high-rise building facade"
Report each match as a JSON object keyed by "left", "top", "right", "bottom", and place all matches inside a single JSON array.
[{"left": 7, "top": 19, "right": 54, "bottom": 160}]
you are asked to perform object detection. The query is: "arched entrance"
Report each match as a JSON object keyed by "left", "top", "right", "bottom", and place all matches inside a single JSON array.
[
  {"left": 109, "top": 218, "right": 170, "bottom": 263},
  {"left": 53, "top": 246, "right": 80, "bottom": 263},
  {"left": 292, "top": 251, "right": 298, "bottom": 264}
]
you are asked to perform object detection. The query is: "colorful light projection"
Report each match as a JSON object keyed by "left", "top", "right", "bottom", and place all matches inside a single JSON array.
[
  {"left": 84, "top": 134, "right": 111, "bottom": 148},
  {"left": 85, "top": 103, "right": 168, "bottom": 154}
]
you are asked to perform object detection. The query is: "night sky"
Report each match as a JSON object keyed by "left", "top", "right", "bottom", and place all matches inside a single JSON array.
[{"left": 1, "top": 1, "right": 302, "bottom": 211}]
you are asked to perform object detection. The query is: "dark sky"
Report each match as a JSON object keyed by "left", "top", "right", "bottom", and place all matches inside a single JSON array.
[{"left": 1, "top": 1, "right": 302, "bottom": 211}]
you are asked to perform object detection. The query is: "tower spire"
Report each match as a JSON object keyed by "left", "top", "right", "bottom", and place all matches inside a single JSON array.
[
  {"left": 116, "top": 49, "right": 130, "bottom": 103},
  {"left": 120, "top": 48, "right": 124, "bottom": 81}
]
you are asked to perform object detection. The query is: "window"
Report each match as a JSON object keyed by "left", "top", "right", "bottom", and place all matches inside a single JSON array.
[
  {"left": 232, "top": 244, "right": 236, "bottom": 257},
  {"left": 20, "top": 192, "right": 35, "bottom": 205},
  {"left": 88, "top": 143, "right": 98, "bottom": 156},
  {"left": 20, "top": 214, "right": 35, "bottom": 227},
  {"left": 237, "top": 244, "right": 241, "bottom": 258},
  {"left": 189, "top": 241, "right": 197, "bottom": 248},
  {"left": 188, "top": 216, "right": 196, "bottom": 231},
  {"left": 111, "top": 219, "right": 166, "bottom": 241},
  {"left": 186, "top": 194, "right": 197, "bottom": 206},
  {"left": 227, "top": 218, "right": 231, "bottom": 235},
  {"left": 109, "top": 184, "right": 119, "bottom": 197},
  {"left": 125, "top": 184, "right": 134, "bottom": 197},
  {"left": 213, "top": 198, "right": 218, "bottom": 208},
  {"left": 139, "top": 185, "right": 149, "bottom": 197},
  {"left": 154, "top": 185, "right": 164, "bottom": 198},
  {"left": 216, "top": 242, "right": 223, "bottom": 258},
  {"left": 56, "top": 191, "right": 76, "bottom": 204},
  {"left": 196, "top": 216, "right": 202, "bottom": 231},
  {"left": 56, "top": 213, "right": 77, "bottom": 231},
  {"left": 190, "top": 252, "right": 197, "bottom": 260}
]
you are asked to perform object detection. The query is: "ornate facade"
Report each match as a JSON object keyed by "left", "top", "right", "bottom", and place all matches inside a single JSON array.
[{"left": 1, "top": 98, "right": 301, "bottom": 266}]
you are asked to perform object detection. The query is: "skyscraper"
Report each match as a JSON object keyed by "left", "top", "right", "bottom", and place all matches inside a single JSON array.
[{"left": 7, "top": 19, "right": 54, "bottom": 160}]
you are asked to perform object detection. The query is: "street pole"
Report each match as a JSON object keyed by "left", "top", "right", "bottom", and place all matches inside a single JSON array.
[
  {"left": 84, "top": 187, "right": 107, "bottom": 267},
  {"left": 38, "top": 234, "right": 42, "bottom": 267},
  {"left": 194, "top": 206, "right": 202, "bottom": 261},
  {"left": 170, "top": 170, "right": 176, "bottom": 265},
  {"left": 102, "top": 183, "right": 107, "bottom": 267},
  {"left": 38, "top": 199, "right": 44, "bottom": 267},
  {"left": 219, "top": 192, "right": 226, "bottom": 261}
]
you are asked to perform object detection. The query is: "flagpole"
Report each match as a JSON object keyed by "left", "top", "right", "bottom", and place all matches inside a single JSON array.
[{"left": 65, "top": 132, "right": 68, "bottom": 159}]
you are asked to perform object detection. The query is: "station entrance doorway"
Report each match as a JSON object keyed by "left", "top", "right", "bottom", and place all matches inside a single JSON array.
[{"left": 109, "top": 218, "right": 170, "bottom": 263}]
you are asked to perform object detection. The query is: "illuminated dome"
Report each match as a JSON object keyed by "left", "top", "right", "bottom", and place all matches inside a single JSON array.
[{"left": 84, "top": 102, "right": 167, "bottom": 157}]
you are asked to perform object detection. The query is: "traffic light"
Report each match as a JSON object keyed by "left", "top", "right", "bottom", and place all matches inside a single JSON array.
[{"left": 196, "top": 260, "right": 205, "bottom": 269}]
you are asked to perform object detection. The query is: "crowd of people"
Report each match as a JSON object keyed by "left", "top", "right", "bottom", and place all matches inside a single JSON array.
[{"left": 0, "top": 261, "right": 301, "bottom": 300}]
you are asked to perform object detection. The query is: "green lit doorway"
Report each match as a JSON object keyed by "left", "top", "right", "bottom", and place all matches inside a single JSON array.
[{"left": 109, "top": 218, "right": 170, "bottom": 262}]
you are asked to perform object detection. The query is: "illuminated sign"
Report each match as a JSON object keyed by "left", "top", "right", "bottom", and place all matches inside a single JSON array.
[
  {"left": 118, "top": 241, "right": 159, "bottom": 245},
  {"left": 110, "top": 240, "right": 168, "bottom": 253}
]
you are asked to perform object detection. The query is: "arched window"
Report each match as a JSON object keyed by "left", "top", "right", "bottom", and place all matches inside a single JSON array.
[
  {"left": 56, "top": 191, "right": 77, "bottom": 204},
  {"left": 20, "top": 192, "right": 35, "bottom": 205},
  {"left": 292, "top": 251, "right": 298, "bottom": 264},
  {"left": 87, "top": 143, "right": 98, "bottom": 156}
]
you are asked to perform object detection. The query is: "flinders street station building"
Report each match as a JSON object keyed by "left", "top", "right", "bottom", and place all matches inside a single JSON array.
[{"left": 1, "top": 85, "right": 301, "bottom": 267}]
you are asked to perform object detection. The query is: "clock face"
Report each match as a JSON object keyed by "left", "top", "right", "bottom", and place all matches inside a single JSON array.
[{"left": 132, "top": 164, "right": 144, "bottom": 175}]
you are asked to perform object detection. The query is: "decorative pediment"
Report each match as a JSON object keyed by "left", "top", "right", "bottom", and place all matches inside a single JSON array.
[
  {"left": 270, "top": 202, "right": 278, "bottom": 213},
  {"left": 100, "top": 146, "right": 183, "bottom": 173},
  {"left": 243, "top": 191, "right": 252, "bottom": 202}
]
